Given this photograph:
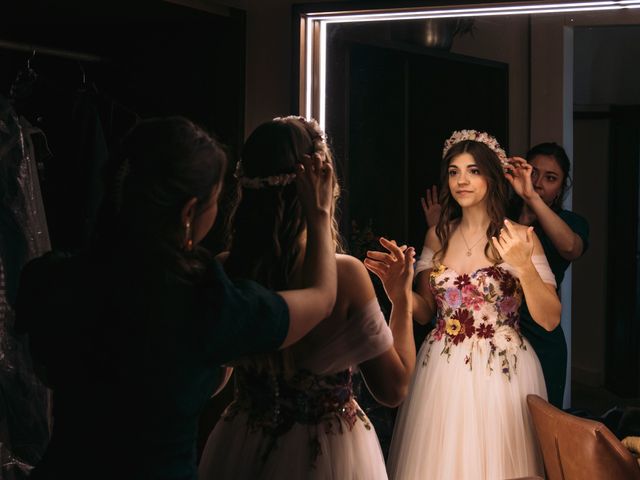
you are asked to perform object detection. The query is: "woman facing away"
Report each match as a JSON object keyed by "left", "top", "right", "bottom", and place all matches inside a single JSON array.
[
  {"left": 14, "top": 116, "right": 338, "bottom": 480},
  {"left": 373, "top": 130, "right": 561, "bottom": 480},
  {"left": 198, "top": 116, "right": 416, "bottom": 480},
  {"left": 506, "top": 143, "right": 589, "bottom": 408}
]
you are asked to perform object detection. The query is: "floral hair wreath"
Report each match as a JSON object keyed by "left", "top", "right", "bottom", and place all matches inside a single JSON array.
[
  {"left": 442, "top": 129, "right": 509, "bottom": 169},
  {"left": 235, "top": 116, "right": 328, "bottom": 189},
  {"left": 234, "top": 161, "right": 297, "bottom": 189}
]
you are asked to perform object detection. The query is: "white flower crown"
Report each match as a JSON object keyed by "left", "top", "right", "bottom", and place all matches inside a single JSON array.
[
  {"left": 442, "top": 129, "right": 509, "bottom": 168},
  {"left": 234, "top": 161, "right": 296, "bottom": 189}
]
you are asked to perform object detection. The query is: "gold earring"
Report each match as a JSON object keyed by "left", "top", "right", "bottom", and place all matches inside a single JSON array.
[{"left": 184, "top": 221, "right": 193, "bottom": 251}]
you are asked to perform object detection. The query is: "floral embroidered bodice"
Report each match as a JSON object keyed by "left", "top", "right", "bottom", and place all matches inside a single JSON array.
[
  {"left": 427, "top": 264, "right": 526, "bottom": 379},
  {"left": 223, "top": 366, "right": 371, "bottom": 463}
]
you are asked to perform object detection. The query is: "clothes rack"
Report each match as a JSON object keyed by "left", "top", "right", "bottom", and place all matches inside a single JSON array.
[{"left": 0, "top": 39, "right": 107, "bottom": 63}]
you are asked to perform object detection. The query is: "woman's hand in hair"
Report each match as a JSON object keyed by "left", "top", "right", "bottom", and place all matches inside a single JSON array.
[
  {"left": 491, "top": 220, "right": 535, "bottom": 272},
  {"left": 296, "top": 151, "right": 334, "bottom": 220},
  {"left": 420, "top": 185, "right": 441, "bottom": 228},
  {"left": 364, "top": 238, "right": 415, "bottom": 306},
  {"left": 505, "top": 157, "right": 538, "bottom": 201}
]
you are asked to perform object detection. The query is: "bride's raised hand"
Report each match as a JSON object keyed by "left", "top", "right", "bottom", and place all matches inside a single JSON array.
[
  {"left": 491, "top": 219, "right": 534, "bottom": 272},
  {"left": 364, "top": 237, "right": 415, "bottom": 305},
  {"left": 295, "top": 151, "right": 334, "bottom": 220}
]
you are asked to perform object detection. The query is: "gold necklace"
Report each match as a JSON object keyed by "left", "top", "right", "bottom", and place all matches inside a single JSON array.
[{"left": 459, "top": 227, "right": 486, "bottom": 257}]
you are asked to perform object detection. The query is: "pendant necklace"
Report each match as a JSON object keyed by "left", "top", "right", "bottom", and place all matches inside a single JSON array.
[{"left": 460, "top": 227, "right": 486, "bottom": 256}]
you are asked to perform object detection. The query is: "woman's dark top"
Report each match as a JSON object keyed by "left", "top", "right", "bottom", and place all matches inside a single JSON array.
[
  {"left": 519, "top": 209, "right": 589, "bottom": 408},
  {"left": 15, "top": 251, "right": 289, "bottom": 480}
]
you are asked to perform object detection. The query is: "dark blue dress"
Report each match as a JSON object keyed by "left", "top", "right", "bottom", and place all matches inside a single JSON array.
[
  {"left": 15, "top": 252, "right": 289, "bottom": 480},
  {"left": 519, "top": 209, "right": 589, "bottom": 408}
]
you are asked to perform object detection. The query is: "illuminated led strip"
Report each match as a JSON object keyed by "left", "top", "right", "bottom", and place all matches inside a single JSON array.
[
  {"left": 302, "top": 0, "right": 640, "bottom": 129},
  {"left": 307, "top": 1, "right": 640, "bottom": 22}
]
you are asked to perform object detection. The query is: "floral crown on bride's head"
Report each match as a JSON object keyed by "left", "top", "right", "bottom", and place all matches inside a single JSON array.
[{"left": 442, "top": 129, "right": 509, "bottom": 167}]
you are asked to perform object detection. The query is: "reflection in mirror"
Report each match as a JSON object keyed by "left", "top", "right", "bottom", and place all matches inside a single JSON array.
[{"left": 307, "top": 7, "right": 640, "bottom": 422}]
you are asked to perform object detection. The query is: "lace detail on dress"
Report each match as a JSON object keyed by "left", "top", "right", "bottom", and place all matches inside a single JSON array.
[
  {"left": 223, "top": 367, "right": 371, "bottom": 466},
  {"left": 426, "top": 264, "right": 526, "bottom": 380}
]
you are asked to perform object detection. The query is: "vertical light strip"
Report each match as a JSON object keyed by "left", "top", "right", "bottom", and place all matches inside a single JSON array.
[
  {"left": 318, "top": 21, "right": 327, "bottom": 130},
  {"left": 305, "top": 18, "right": 314, "bottom": 118}
]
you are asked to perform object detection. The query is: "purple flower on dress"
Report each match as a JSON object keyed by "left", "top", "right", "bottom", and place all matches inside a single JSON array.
[
  {"left": 504, "top": 312, "right": 519, "bottom": 328},
  {"left": 499, "top": 296, "right": 519, "bottom": 315},
  {"left": 444, "top": 288, "right": 462, "bottom": 308}
]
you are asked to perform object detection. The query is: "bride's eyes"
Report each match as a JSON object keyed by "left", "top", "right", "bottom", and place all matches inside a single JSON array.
[
  {"left": 448, "top": 169, "right": 458, "bottom": 177},
  {"left": 470, "top": 168, "right": 481, "bottom": 175}
]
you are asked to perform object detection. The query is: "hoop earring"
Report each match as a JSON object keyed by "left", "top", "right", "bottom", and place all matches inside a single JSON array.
[{"left": 184, "top": 221, "right": 193, "bottom": 251}]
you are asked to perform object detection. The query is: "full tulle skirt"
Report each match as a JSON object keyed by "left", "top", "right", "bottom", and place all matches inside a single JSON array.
[
  {"left": 199, "top": 403, "right": 388, "bottom": 480},
  {"left": 387, "top": 336, "right": 547, "bottom": 480}
]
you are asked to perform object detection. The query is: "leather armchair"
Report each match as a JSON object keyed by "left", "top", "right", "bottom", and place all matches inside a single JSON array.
[{"left": 527, "top": 394, "right": 640, "bottom": 480}]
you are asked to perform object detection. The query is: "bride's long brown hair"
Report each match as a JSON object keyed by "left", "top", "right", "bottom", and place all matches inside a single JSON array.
[
  {"left": 434, "top": 140, "right": 510, "bottom": 265},
  {"left": 224, "top": 116, "right": 343, "bottom": 374}
]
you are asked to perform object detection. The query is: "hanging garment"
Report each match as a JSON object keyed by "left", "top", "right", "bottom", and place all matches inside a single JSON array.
[{"left": 0, "top": 94, "right": 51, "bottom": 480}]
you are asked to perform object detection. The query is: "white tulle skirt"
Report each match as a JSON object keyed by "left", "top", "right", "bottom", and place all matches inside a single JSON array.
[
  {"left": 198, "top": 403, "right": 388, "bottom": 480},
  {"left": 387, "top": 336, "right": 547, "bottom": 480}
]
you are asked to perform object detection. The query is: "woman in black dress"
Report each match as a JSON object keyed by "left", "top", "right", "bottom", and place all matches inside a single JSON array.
[
  {"left": 15, "top": 116, "right": 338, "bottom": 480},
  {"left": 505, "top": 142, "right": 589, "bottom": 408}
]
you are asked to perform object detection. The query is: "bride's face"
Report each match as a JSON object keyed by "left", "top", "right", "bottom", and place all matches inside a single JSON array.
[{"left": 447, "top": 152, "right": 488, "bottom": 208}]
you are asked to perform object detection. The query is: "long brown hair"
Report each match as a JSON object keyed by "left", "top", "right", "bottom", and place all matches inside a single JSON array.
[
  {"left": 225, "top": 116, "right": 342, "bottom": 373},
  {"left": 225, "top": 116, "right": 343, "bottom": 288},
  {"left": 435, "top": 140, "right": 510, "bottom": 265}
]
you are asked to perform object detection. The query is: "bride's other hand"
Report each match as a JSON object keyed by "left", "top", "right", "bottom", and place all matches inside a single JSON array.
[{"left": 364, "top": 237, "right": 415, "bottom": 306}]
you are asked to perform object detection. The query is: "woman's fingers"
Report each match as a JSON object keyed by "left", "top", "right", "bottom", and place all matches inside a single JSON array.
[
  {"left": 503, "top": 219, "right": 519, "bottom": 240},
  {"left": 379, "top": 237, "right": 405, "bottom": 259},
  {"left": 364, "top": 259, "right": 387, "bottom": 279},
  {"left": 404, "top": 247, "right": 416, "bottom": 267},
  {"left": 366, "top": 250, "right": 393, "bottom": 262},
  {"left": 492, "top": 236, "right": 505, "bottom": 256},
  {"left": 525, "top": 226, "right": 534, "bottom": 244},
  {"left": 299, "top": 153, "right": 312, "bottom": 172}
]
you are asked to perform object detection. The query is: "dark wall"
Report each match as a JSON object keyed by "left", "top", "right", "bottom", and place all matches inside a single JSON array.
[{"left": 0, "top": 0, "right": 245, "bottom": 253}]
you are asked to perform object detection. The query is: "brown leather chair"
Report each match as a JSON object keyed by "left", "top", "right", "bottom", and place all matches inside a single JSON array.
[{"left": 527, "top": 394, "right": 640, "bottom": 480}]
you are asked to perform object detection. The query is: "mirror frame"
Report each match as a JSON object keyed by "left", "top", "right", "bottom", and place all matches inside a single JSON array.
[
  {"left": 293, "top": 0, "right": 640, "bottom": 407},
  {"left": 294, "top": 0, "right": 640, "bottom": 130}
]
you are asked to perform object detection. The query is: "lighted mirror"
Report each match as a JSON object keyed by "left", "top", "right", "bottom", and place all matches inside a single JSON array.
[{"left": 295, "top": 1, "right": 640, "bottom": 407}]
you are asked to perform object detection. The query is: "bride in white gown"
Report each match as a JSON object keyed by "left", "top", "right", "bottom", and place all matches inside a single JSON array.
[
  {"left": 198, "top": 116, "right": 416, "bottom": 480},
  {"left": 369, "top": 130, "right": 559, "bottom": 480}
]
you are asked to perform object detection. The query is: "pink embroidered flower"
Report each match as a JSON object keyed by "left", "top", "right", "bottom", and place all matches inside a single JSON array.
[
  {"left": 433, "top": 318, "right": 445, "bottom": 341},
  {"left": 444, "top": 288, "right": 462, "bottom": 309},
  {"left": 461, "top": 284, "right": 484, "bottom": 311}
]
